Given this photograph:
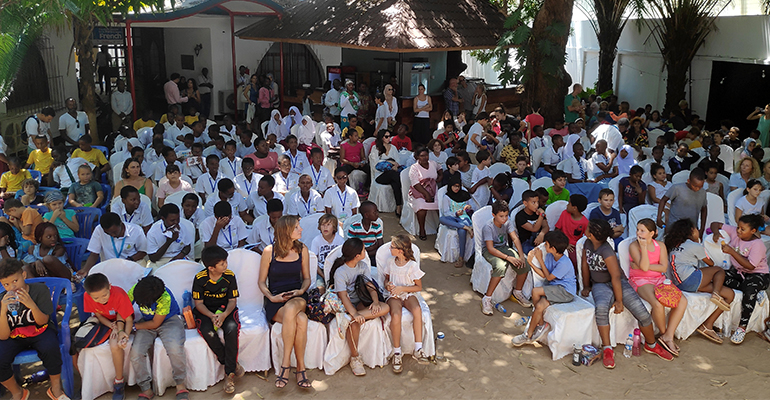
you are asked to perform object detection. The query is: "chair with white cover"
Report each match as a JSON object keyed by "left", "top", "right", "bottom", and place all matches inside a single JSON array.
[
  {"left": 299, "top": 213, "right": 323, "bottom": 247},
  {"left": 607, "top": 174, "right": 628, "bottom": 209},
  {"left": 530, "top": 148, "right": 546, "bottom": 173},
  {"left": 627, "top": 205, "right": 664, "bottom": 240},
  {"left": 530, "top": 176, "right": 553, "bottom": 192},
  {"left": 488, "top": 163, "right": 511, "bottom": 179},
  {"left": 545, "top": 201, "right": 567, "bottom": 231},
  {"left": 434, "top": 185, "right": 473, "bottom": 262},
  {"left": 164, "top": 191, "right": 203, "bottom": 210},
  {"left": 582, "top": 202, "right": 600, "bottom": 219},
  {"left": 150, "top": 260, "right": 223, "bottom": 395},
  {"left": 399, "top": 149, "right": 415, "bottom": 168},
  {"left": 367, "top": 150, "right": 397, "bottom": 213},
  {"left": 555, "top": 158, "right": 570, "bottom": 172},
  {"left": 510, "top": 178, "right": 530, "bottom": 207},
  {"left": 671, "top": 170, "right": 690, "bottom": 185},
  {"left": 341, "top": 213, "right": 363, "bottom": 239},
  {"left": 726, "top": 188, "right": 744, "bottom": 225},
  {"left": 362, "top": 137, "right": 376, "bottom": 158},
  {"left": 527, "top": 243, "right": 595, "bottom": 360},
  {"left": 763, "top": 148, "right": 770, "bottom": 163},
  {"left": 78, "top": 260, "right": 149, "bottom": 400},
  {"left": 399, "top": 168, "right": 439, "bottom": 236},
  {"left": 374, "top": 243, "right": 435, "bottom": 357},
  {"left": 269, "top": 251, "right": 328, "bottom": 374},
  {"left": 733, "top": 147, "right": 744, "bottom": 170},
  {"left": 647, "top": 129, "right": 664, "bottom": 145},
  {"left": 719, "top": 145, "right": 734, "bottom": 173},
  {"left": 260, "top": 121, "right": 269, "bottom": 135},
  {"left": 703, "top": 192, "right": 725, "bottom": 229},
  {"left": 470, "top": 206, "right": 518, "bottom": 303},
  {"left": 323, "top": 246, "right": 391, "bottom": 374}
]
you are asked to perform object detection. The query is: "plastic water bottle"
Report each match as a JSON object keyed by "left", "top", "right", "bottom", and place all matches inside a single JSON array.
[
  {"left": 435, "top": 332, "right": 445, "bottom": 362},
  {"left": 6, "top": 291, "right": 19, "bottom": 317},
  {"left": 212, "top": 308, "right": 224, "bottom": 332},
  {"left": 182, "top": 290, "right": 193, "bottom": 309},
  {"left": 514, "top": 316, "right": 531, "bottom": 327},
  {"left": 722, "top": 260, "right": 728, "bottom": 270},
  {"left": 623, "top": 334, "right": 633, "bottom": 358},
  {"left": 494, "top": 303, "right": 507, "bottom": 314},
  {"left": 632, "top": 328, "right": 641, "bottom": 356},
  {"left": 572, "top": 344, "right": 581, "bottom": 366},
  {"left": 23, "top": 370, "right": 48, "bottom": 385}
]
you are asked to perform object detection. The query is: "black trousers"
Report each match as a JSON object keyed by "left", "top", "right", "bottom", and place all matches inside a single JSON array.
[
  {"left": 375, "top": 169, "right": 403, "bottom": 205},
  {"left": 194, "top": 308, "right": 240, "bottom": 375},
  {"left": 724, "top": 268, "right": 770, "bottom": 327},
  {"left": 0, "top": 327, "right": 62, "bottom": 381}
]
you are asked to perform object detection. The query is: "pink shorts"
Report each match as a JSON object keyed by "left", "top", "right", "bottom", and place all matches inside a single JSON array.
[{"left": 628, "top": 271, "right": 665, "bottom": 291}]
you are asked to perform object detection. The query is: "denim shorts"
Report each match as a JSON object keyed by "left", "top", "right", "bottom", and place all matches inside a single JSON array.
[{"left": 675, "top": 269, "right": 703, "bottom": 292}]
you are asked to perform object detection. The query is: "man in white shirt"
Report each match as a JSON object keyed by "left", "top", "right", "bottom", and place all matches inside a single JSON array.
[
  {"left": 78, "top": 212, "right": 148, "bottom": 278},
  {"left": 147, "top": 203, "right": 194, "bottom": 269},
  {"left": 112, "top": 186, "right": 154, "bottom": 233},
  {"left": 200, "top": 200, "right": 248, "bottom": 251},
  {"left": 203, "top": 178, "right": 252, "bottom": 225},
  {"left": 195, "top": 155, "right": 224, "bottom": 203},
  {"left": 286, "top": 174, "right": 324, "bottom": 217},
  {"left": 234, "top": 157, "right": 262, "bottom": 198},
  {"left": 323, "top": 168, "right": 360, "bottom": 221},
  {"left": 247, "top": 199, "right": 283, "bottom": 254},
  {"left": 563, "top": 142, "right": 592, "bottom": 183},
  {"left": 324, "top": 79, "right": 342, "bottom": 120},
  {"left": 166, "top": 114, "right": 192, "bottom": 146},
  {"left": 111, "top": 79, "right": 133, "bottom": 131},
  {"left": 303, "top": 148, "right": 333, "bottom": 194},
  {"left": 465, "top": 112, "right": 488, "bottom": 164},
  {"left": 57, "top": 99, "right": 88, "bottom": 148},
  {"left": 589, "top": 122, "right": 624, "bottom": 166},
  {"left": 283, "top": 135, "right": 309, "bottom": 175},
  {"left": 50, "top": 146, "right": 95, "bottom": 190},
  {"left": 197, "top": 68, "right": 213, "bottom": 119},
  {"left": 248, "top": 175, "right": 285, "bottom": 217}
]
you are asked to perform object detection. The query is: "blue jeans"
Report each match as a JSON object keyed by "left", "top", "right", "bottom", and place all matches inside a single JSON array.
[
  {"left": 130, "top": 315, "right": 186, "bottom": 392},
  {"left": 521, "top": 236, "right": 536, "bottom": 255},
  {"left": 591, "top": 279, "right": 652, "bottom": 327},
  {"left": 439, "top": 216, "right": 472, "bottom": 259}
]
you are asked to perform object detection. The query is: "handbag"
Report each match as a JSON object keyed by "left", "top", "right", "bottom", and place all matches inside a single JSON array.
[
  {"left": 654, "top": 280, "right": 682, "bottom": 308},
  {"left": 306, "top": 288, "right": 335, "bottom": 324},
  {"left": 354, "top": 274, "right": 386, "bottom": 307},
  {"left": 375, "top": 160, "right": 393, "bottom": 172},
  {"left": 409, "top": 178, "right": 437, "bottom": 200},
  {"left": 321, "top": 285, "right": 350, "bottom": 339}
]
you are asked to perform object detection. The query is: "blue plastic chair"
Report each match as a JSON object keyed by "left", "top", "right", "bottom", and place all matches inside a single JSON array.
[
  {"left": 72, "top": 207, "right": 103, "bottom": 240},
  {"left": 14, "top": 188, "right": 57, "bottom": 201},
  {"left": 62, "top": 237, "right": 90, "bottom": 271},
  {"left": 99, "top": 184, "right": 111, "bottom": 213},
  {"left": 10, "top": 277, "right": 74, "bottom": 398},
  {"left": 29, "top": 204, "right": 48, "bottom": 216},
  {"left": 93, "top": 146, "right": 109, "bottom": 158},
  {"left": 28, "top": 170, "right": 42, "bottom": 183}
]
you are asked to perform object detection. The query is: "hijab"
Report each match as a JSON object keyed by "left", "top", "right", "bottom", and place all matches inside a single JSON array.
[
  {"left": 285, "top": 106, "right": 302, "bottom": 129},
  {"left": 743, "top": 138, "right": 756, "bottom": 158},
  {"left": 446, "top": 173, "right": 471, "bottom": 203},
  {"left": 297, "top": 116, "right": 316, "bottom": 146},
  {"left": 616, "top": 144, "right": 637, "bottom": 175},
  {"left": 268, "top": 109, "right": 290, "bottom": 141}
]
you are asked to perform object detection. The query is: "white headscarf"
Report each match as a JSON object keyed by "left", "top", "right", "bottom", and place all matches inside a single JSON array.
[
  {"left": 616, "top": 144, "right": 637, "bottom": 175},
  {"left": 268, "top": 109, "right": 290, "bottom": 141},
  {"left": 285, "top": 106, "right": 302, "bottom": 130},
  {"left": 297, "top": 116, "right": 316, "bottom": 146}
]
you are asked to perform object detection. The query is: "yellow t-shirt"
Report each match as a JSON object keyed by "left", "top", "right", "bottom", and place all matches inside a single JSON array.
[
  {"left": 341, "top": 126, "right": 364, "bottom": 140},
  {"left": 72, "top": 148, "right": 108, "bottom": 167},
  {"left": 0, "top": 169, "right": 32, "bottom": 192},
  {"left": 184, "top": 115, "right": 199, "bottom": 126},
  {"left": 133, "top": 119, "right": 156, "bottom": 131},
  {"left": 159, "top": 114, "right": 169, "bottom": 125},
  {"left": 26, "top": 148, "right": 54, "bottom": 174}
]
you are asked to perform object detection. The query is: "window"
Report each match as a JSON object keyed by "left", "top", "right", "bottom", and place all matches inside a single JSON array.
[
  {"left": 6, "top": 37, "right": 64, "bottom": 113},
  {"left": 256, "top": 43, "right": 323, "bottom": 97}
]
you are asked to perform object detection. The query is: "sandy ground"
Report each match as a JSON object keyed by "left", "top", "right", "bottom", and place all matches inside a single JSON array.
[{"left": 10, "top": 213, "right": 770, "bottom": 399}]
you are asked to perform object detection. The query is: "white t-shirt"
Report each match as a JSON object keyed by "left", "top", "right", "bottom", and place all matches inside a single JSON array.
[
  {"left": 735, "top": 196, "right": 764, "bottom": 216},
  {"left": 26, "top": 116, "right": 51, "bottom": 149},
  {"left": 247, "top": 216, "right": 275, "bottom": 253},
  {"left": 58, "top": 112, "right": 88, "bottom": 143},
  {"left": 199, "top": 216, "right": 248, "bottom": 251},
  {"left": 220, "top": 157, "right": 242, "bottom": 180},
  {"left": 429, "top": 151, "right": 448, "bottom": 170},
  {"left": 284, "top": 150, "right": 309, "bottom": 175},
  {"left": 471, "top": 166, "right": 490, "bottom": 209},
  {"left": 236, "top": 143, "right": 256, "bottom": 159},
  {"left": 203, "top": 192, "right": 249, "bottom": 218},
  {"left": 286, "top": 189, "right": 324, "bottom": 217},
  {"left": 310, "top": 233, "right": 345, "bottom": 272},
  {"left": 303, "top": 165, "right": 333, "bottom": 194},
  {"left": 323, "top": 185, "right": 360, "bottom": 221},
  {"left": 272, "top": 171, "right": 299, "bottom": 194},
  {"left": 111, "top": 199, "right": 154, "bottom": 228},
  {"left": 165, "top": 125, "right": 192, "bottom": 146},
  {"left": 87, "top": 222, "right": 147, "bottom": 260},
  {"left": 194, "top": 172, "right": 223, "bottom": 199},
  {"left": 591, "top": 124, "right": 624, "bottom": 153},
  {"left": 183, "top": 207, "right": 205, "bottom": 228},
  {"left": 234, "top": 172, "right": 262, "bottom": 198},
  {"left": 542, "top": 146, "right": 564, "bottom": 167},
  {"left": 649, "top": 181, "right": 672, "bottom": 203},
  {"left": 53, "top": 158, "right": 95, "bottom": 189},
  {"left": 248, "top": 191, "right": 285, "bottom": 217},
  {"left": 466, "top": 122, "right": 484, "bottom": 154},
  {"left": 146, "top": 219, "right": 195, "bottom": 259},
  {"left": 374, "top": 104, "right": 389, "bottom": 131},
  {"left": 563, "top": 156, "right": 590, "bottom": 181},
  {"left": 527, "top": 135, "right": 551, "bottom": 152}
]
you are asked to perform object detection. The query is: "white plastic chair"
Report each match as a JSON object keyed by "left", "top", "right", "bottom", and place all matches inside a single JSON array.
[
  {"left": 607, "top": 174, "right": 628, "bottom": 209},
  {"left": 763, "top": 147, "right": 770, "bottom": 163},
  {"left": 399, "top": 168, "right": 439, "bottom": 236},
  {"left": 374, "top": 243, "right": 435, "bottom": 357},
  {"left": 488, "top": 163, "right": 511, "bottom": 179},
  {"left": 322, "top": 246, "right": 390, "bottom": 374},
  {"left": 164, "top": 191, "right": 202, "bottom": 210},
  {"left": 582, "top": 202, "right": 600, "bottom": 220},
  {"left": 647, "top": 129, "right": 664, "bottom": 145},
  {"left": 530, "top": 147, "right": 546, "bottom": 173},
  {"left": 78, "top": 260, "right": 149, "bottom": 400},
  {"left": 299, "top": 213, "right": 323, "bottom": 247},
  {"left": 260, "top": 121, "right": 269, "bottom": 135},
  {"left": 269, "top": 252, "right": 327, "bottom": 374},
  {"left": 703, "top": 192, "right": 725, "bottom": 230},
  {"left": 530, "top": 176, "right": 553, "bottom": 192},
  {"left": 434, "top": 185, "right": 473, "bottom": 263},
  {"left": 367, "top": 150, "right": 397, "bottom": 213},
  {"left": 719, "top": 145, "right": 734, "bottom": 173},
  {"left": 469, "top": 206, "right": 518, "bottom": 304},
  {"left": 362, "top": 137, "right": 376, "bottom": 158},
  {"left": 510, "top": 178, "right": 530, "bottom": 206},
  {"left": 545, "top": 200, "right": 567, "bottom": 231},
  {"left": 715, "top": 173, "right": 730, "bottom": 196},
  {"left": 627, "top": 205, "right": 664, "bottom": 240},
  {"left": 726, "top": 188, "right": 744, "bottom": 225},
  {"left": 671, "top": 170, "right": 689, "bottom": 185}
]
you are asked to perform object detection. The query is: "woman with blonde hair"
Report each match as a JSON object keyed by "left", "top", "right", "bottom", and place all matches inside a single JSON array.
[
  {"left": 258, "top": 215, "right": 312, "bottom": 389},
  {"left": 730, "top": 157, "right": 761, "bottom": 191}
]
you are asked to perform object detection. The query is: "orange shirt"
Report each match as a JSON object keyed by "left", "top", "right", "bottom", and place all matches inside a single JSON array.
[{"left": 21, "top": 207, "right": 42, "bottom": 243}]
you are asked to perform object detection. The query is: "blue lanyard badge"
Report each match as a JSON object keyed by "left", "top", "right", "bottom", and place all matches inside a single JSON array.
[
  {"left": 224, "top": 226, "right": 234, "bottom": 248},
  {"left": 209, "top": 176, "right": 216, "bottom": 192},
  {"left": 110, "top": 236, "right": 127, "bottom": 258},
  {"left": 311, "top": 167, "right": 322, "bottom": 186},
  {"left": 336, "top": 187, "right": 348, "bottom": 210},
  {"left": 289, "top": 153, "right": 299, "bottom": 169},
  {"left": 244, "top": 177, "right": 253, "bottom": 195},
  {"left": 228, "top": 159, "right": 237, "bottom": 175},
  {"left": 302, "top": 195, "right": 312, "bottom": 214},
  {"left": 124, "top": 212, "right": 134, "bottom": 224}
]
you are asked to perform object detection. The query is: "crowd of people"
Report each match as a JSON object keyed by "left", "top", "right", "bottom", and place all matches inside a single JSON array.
[{"left": 3, "top": 70, "right": 770, "bottom": 399}]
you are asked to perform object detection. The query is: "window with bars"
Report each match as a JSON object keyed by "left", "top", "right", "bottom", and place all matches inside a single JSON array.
[
  {"left": 256, "top": 43, "right": 323, "bottom": 97},
  {"left": 6, "top": 37, "right": 65, "bottom": 114}
]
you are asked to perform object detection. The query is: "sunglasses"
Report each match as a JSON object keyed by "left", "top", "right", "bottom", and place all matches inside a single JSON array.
[
  {"left": 383, "top": 135, "right": 391, "bottom": 138},
  {"left": 336, "top": 175, "right": 348, "bottom": 180}
]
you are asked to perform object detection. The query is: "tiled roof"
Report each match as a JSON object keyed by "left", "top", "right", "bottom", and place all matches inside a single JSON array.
[{"left": 236, "top": 0, "right": 507, "bottom": 52}]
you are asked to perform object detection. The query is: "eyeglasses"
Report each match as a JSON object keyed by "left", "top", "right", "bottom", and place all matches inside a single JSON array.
[
  {"left": 75, "top": 119, "right": 80, "bottom": 129},
  {"left": 336, "top": 175, "right": 348, "bottom": 180},
  {"left": 383, "top": 135, "right": 391, "bottom": 138}
]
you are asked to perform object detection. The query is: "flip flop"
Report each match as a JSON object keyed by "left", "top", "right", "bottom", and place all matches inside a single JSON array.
[
  {"left": 175, "top": 389, "right": 189, "bottom": 400},
  {"left": 697, "top": 324, "right": 723, "bottom": 344},
  {"left": 20, "top": 388, "right": 30, "bottom": 400},
  {"left": 657, "top": 337, "right": 679, "bottom": 357}
]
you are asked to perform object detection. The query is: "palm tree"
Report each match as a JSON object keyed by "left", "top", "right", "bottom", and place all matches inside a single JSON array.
[
  {"left": 575, "top": 0, "right": 640, "bottom": 94},
  {"left": 641, "top": 0, "right": 730, "bottom": 114}
]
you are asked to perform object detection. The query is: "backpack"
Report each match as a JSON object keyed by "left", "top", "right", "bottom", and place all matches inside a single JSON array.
[{"left": 20, "top": 115, "right": 37, "bottom": 146}]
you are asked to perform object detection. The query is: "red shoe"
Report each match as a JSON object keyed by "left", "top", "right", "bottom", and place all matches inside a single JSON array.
[
  {"left": 643, "top": 342, "right": 673, "bottom": 361},
  {"left": 602, "top": 347, "right": 615, "bottom": 369}
]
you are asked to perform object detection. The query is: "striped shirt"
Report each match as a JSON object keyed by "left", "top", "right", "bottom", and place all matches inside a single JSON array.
[{"left": 347, "top": 219, "right": 383, "bottom": 248}]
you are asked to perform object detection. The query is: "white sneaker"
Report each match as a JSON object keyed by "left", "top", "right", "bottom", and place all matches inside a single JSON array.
[
  {"left": 481, "top": 297, "right": 494, "bottom": 315},
  {"left": 531, "top": 323, "right": 551, "bottom": 343},
  {"left": 512, "top": 290, "right": 533, "bottom": 308},
  {"left": 350, "top": 355, "right": 366, "bottom": 376},
  {"left": 511, "top": 333, "right": 531, "bottom": 347},
  {"left": 391, "top": 353, "right": 403, "bottom": 374},
  {"left": 412, "top": 349, "right": 429, "bottom": 364}
]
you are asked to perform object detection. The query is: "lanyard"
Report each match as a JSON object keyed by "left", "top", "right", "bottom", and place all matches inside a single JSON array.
[
  {"left": 110, "top": 236, "right": 127, "bottom": 258},
  {"left": 311, "top": 166, "right": 322, "bottom": 186},
  {"left": 268, "top": 226, "right": 274, "bottom": 244},
  {"left": 336, "top": 187, "right": 348, "bottom": 210},
  {"left": 208, "top": 175, "right": 216, "bottom": 193},
  {"left": 224, "top": 226, "right": 233, "bottom": 248},
  {"left": 124, "top": 212, "right": 134, "bottom": 224},
  {"left": 227, "top": 159, "right": 237, "bottom": 176},
  {"left": 289, "top": 152, "right": 299, "bottom": 169},
  {"left": 244, "top": 176, "right": 253, "bottom": 195},
  {"left": 301, "top": 194, "right": 312, "bottom": 215}
]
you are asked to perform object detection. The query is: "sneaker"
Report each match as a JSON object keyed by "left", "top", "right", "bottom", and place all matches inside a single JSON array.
[
  {"left": 224, "top": 373, "right": 235, "bottom": 394},
  {"left": 392, "top": 353, "right": 403, "bottom": 374},
  {"left": 730, "top": 327, "right": 746, "bottom": 344},
  {"left": 481, "top": 297, "right": 494, "bottom": 316},
  {"left": 112, "top": 381, "right": 125, "bottom": 400},
  {"left": 643, "top": 342, "right": 674, "bottom": 361},
  {"left": 530, "top": 323, "right": 551, "bottom": 344},
  {"left": 412, "top": 349, "right": 430, "bottom": 364},
  {"left": 234, "top": 363, "right": 245, "bottom": 378},
  {"left": 511, "top": 291, "right": 533, "bottom": 308},
  {"left": 602, "top": 348, "right": 615, "bottom": 369},
  {"left": 350, "top": 355, "right": 366, "bottom": 376},
  {"left": 511, "top": 333, "right": 531, "bottom": 347}
]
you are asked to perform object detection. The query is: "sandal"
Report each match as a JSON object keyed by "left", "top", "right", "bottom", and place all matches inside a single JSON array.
[
  {"left": 275, "top": 365, "right": 290, "bottom": 388},
  {"left": 294, "top": 370, "right": 312, "bottom": 389},
  {"left": 696, "top": 324, "right": 723, "bottom": 344},
  {"left": 20, "top": 388, "right": 30, "bottom": 400},
  {"left": 137, "top": 393, "right": 154, "bottom": 400},
  {"left": 419, "top": 235, "right": 427, "bottom": 241},
  {"left": 710, "top": 292, "right": 731, "bottom": 311},
  {"left": 657, "top": 337, "right": 679, "bottom": 357},
  {"left": 46, "top": 387, "right": 70, "bottom": 400},
  {"left": 175, "top": 390, "right": 189, "bottom": 400}
]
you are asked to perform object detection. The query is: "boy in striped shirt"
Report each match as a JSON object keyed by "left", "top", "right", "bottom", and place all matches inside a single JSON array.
[{"left": 347, "top": 201, "right": 384, "bottom": 266}]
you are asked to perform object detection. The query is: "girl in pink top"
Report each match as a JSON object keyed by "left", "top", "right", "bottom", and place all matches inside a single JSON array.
[
  {"left": 338, "top": 129, "right": 367, "bottom": 192},
  {"left": 245, "top": 138, "right": 278, "bottom": 176},
  {"left": 710, "top": 214, "right": 770, "bottom": 344},
  {"left": 629, "top": 218, "right": 687, "bottom": 356}
]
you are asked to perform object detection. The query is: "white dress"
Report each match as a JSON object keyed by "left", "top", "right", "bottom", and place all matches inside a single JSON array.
[{"left": 381, "top": 258, "right": 425, "bottom": 300}]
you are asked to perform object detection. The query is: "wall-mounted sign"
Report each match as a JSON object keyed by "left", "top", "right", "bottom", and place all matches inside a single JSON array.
[{"left": 92, "top": 27, "right": 125, "bottom": 45}]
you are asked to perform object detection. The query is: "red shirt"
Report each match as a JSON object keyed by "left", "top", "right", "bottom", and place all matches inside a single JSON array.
[
  {"left": 84, "top": 286, "right": 134, "bottom": 322},
  {"left": 525, "top": 113, "right": 544, "bottom": 128},
  {"left": 554, "top": 210, "right": 588, "bottom": 245},
  {"left": 391, "top": 135, "right": 413, "bottom": 151}
]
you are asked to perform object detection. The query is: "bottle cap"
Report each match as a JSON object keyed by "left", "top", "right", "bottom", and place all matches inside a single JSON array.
[
  {"left": 437, "top": 332, "right": 445, "bottom": 339},
  {"left": 663, "top": 279, "right": 671, "bottom": 285}
]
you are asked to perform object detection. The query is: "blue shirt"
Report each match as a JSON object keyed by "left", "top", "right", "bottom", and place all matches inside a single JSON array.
[
  {"left": 128, "top": 285, "right": 180, "bottom": 322},
  {"left": 589, "top": 206, "right": 622, "bottom": 230},
  {"left": 544, "top": 253, "right": 577, "bottom": 295}
]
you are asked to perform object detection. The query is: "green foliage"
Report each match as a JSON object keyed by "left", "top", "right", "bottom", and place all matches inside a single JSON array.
[{"left": 578, "top": 87, "right": 613, "bottom": 100}]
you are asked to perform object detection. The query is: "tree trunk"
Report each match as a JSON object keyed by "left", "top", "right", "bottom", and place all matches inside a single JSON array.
[
  {"left": 523, "top": 0, "right": 574, "bottom": 126},
  {"left": 663, "top": 55, "right": 689, "bottom": 116},
  {"left": 596, "top": 39, "right": 616, "bottom": 94},
  {"left": 73, "top": 18, "right": 100, "bottom": 144}
]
